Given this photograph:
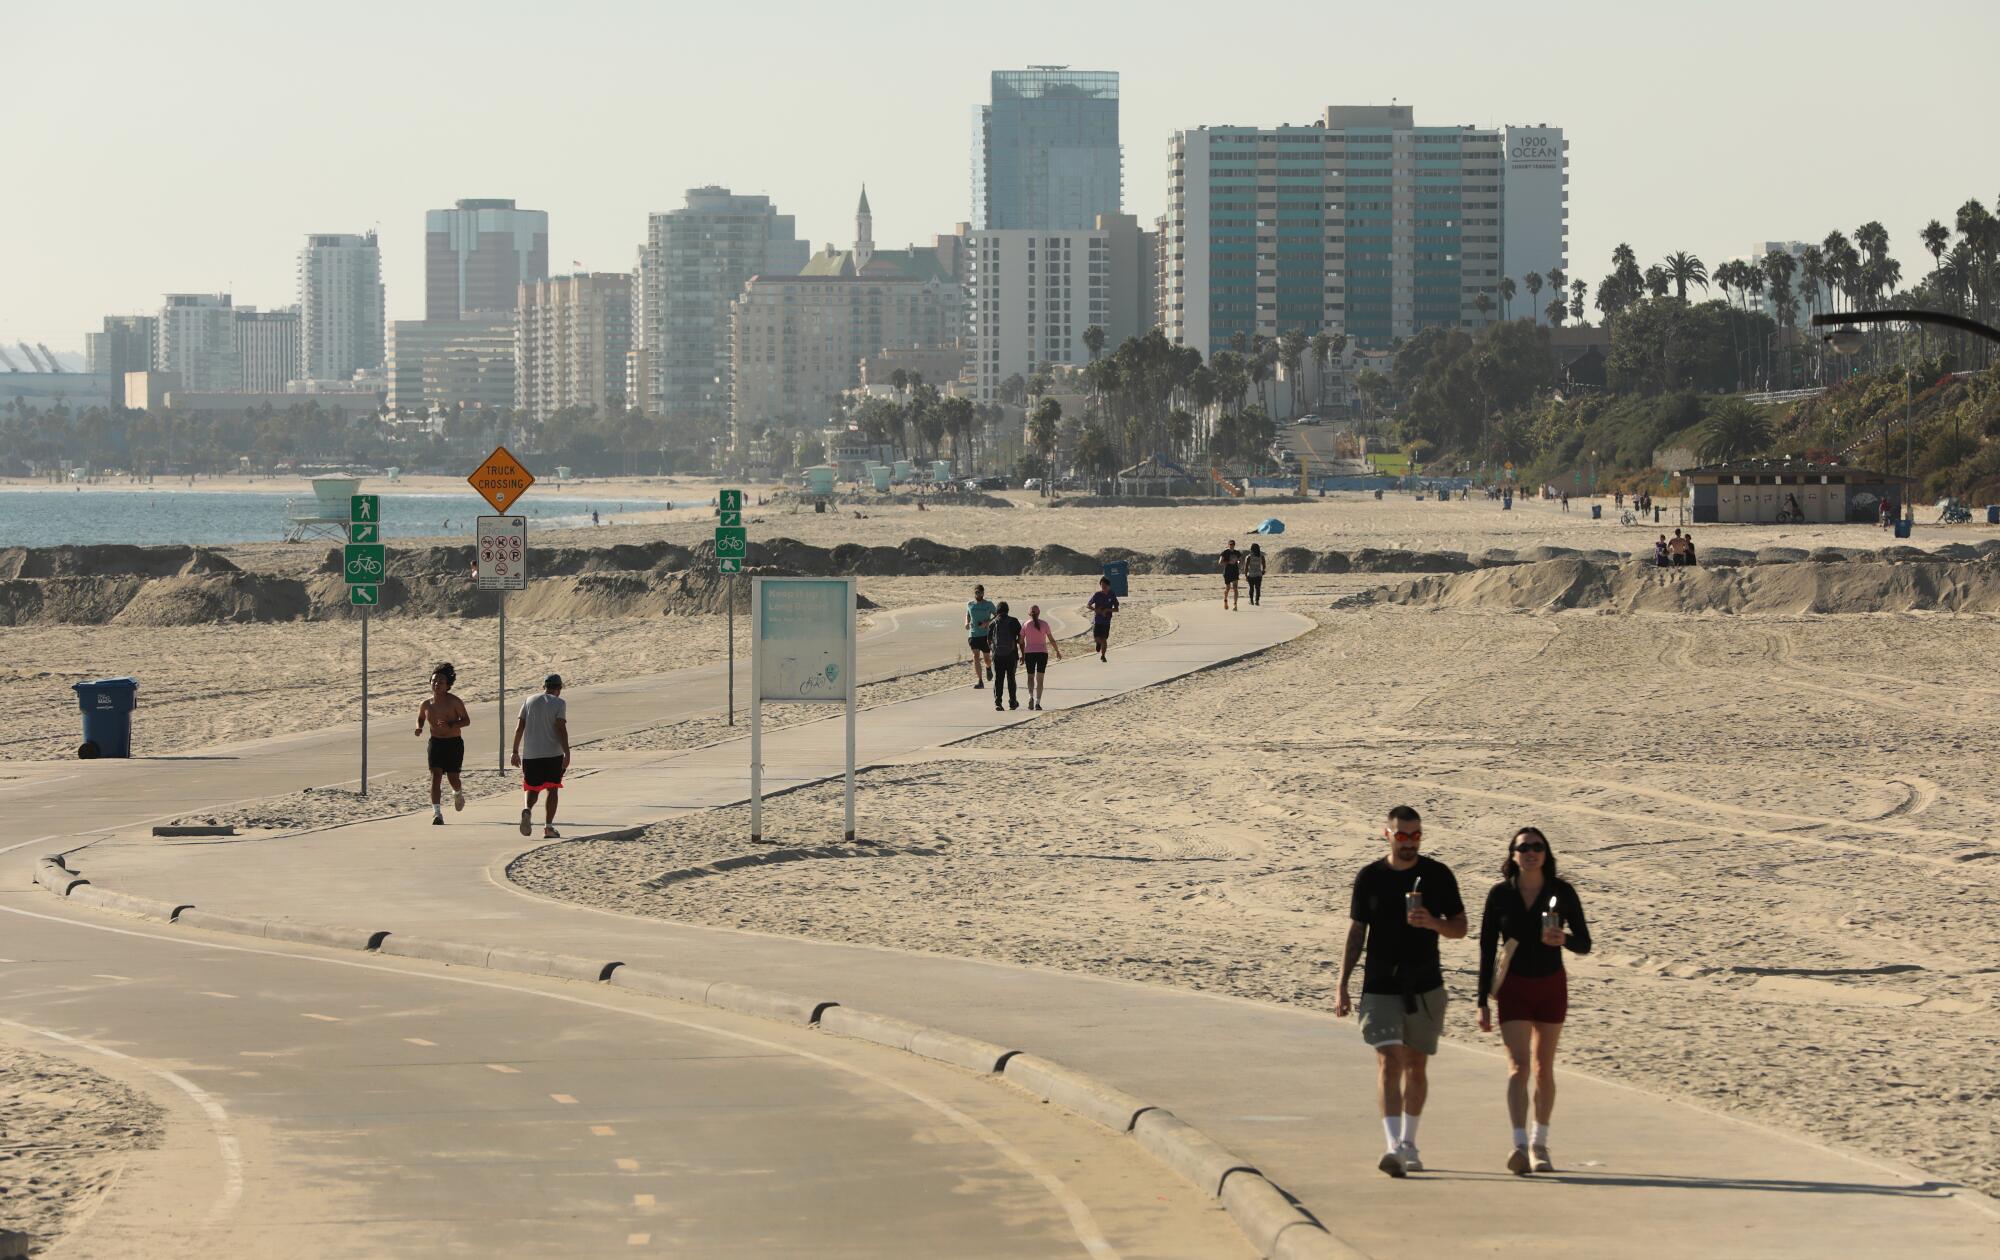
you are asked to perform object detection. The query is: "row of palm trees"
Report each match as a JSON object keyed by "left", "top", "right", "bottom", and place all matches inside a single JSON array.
[{"left": 1495, "top": 267, "right": 1588, "bottom": 326}]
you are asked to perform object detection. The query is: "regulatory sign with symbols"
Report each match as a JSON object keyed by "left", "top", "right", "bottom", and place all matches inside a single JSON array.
[
  {"left": 350, "top": 584, "right": 379, "bottom": 606},
  {"left": 476, "top": 515, "right": 528, "bottom": 591},
  {"left": 468, "top": 445, "right": 536, "bottom": 513},
  {"left": 714, "top": 526, "right": 747, "bottom": 562},
  {"left": 344, "top": 543, "right": 386, "bottom": 585}
]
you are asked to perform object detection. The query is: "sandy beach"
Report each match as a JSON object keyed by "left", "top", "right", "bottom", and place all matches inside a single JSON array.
[
  {"left": 11, "top": 490, "right": 2000, "bottom": 1214},
  {"left": 0, "top": 1037, "right": 164, "bottom": 1256},
  {"left": 508, "top": 578, "right": 2000, "bottom": 1200}
]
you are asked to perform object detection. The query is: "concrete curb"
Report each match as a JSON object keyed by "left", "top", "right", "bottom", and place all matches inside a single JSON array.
[{"left": 33, "top": 859, "right": 1369, "bottom": 1260}]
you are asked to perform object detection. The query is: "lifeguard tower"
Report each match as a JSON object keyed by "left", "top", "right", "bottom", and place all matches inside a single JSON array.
[{"left": 284, "top": 473, "right": 362, "bottom": 542}]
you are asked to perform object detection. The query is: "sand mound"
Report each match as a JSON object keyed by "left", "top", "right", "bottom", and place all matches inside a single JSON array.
[
  {"left": 1355, "top": 556, "right": 2000, "bottom": 615},
  {"left": 0, "top": 543, "right": 220, "bottom": 579},
  {"left": 112, "top": 574, "right": 311, "bottom": 625}
]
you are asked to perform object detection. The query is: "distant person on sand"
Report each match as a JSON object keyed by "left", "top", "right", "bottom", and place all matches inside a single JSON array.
[
  {"left": 1219, "top": 538, "right": 1243, "bottom": 610},
  {"left": 415, "top": 663, "right": 470, "bottom": 825},
  {"left": 966, "top": 584, "right": 997, "bottom": 690},
  {"left": 1336, "top": 805, "right": 1467, "bottom": 1178},
  {"left": 512, "top": 674, "right": 569, "bottom": 839},
  {"left": 1020, "top": 604, "right": 1062, "bottom": 709},
  {"left": 1655, "top": 535, "right": 1670, "bottom": 567},
  {"left": 1086, "top": 577, "right": 1119, "bottom": 661},
  {"left": 988, "top": 600, "right": 1023, "bottom": 711},
  {"left": 1477, "top": 827, "right": 1593, "bottom": 1175},
  {"left": 1244, "top": 543, "right": 1267, "bottom": 606}
]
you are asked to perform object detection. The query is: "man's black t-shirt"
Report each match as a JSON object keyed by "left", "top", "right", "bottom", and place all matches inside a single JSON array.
[
  {"left": 988, "top": 614, "right": 1023, "bottom": 657},
  {"left": 1349, "top": 855, "right": 1465, "bottom": 996}
]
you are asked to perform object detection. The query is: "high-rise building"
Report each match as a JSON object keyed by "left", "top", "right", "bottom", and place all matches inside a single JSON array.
[
  {"left": 425, "top": 198, "right": 549, "bottom": 320},
  {"left": 634, "top": 187, "right": 809, "bottom": 423},
  {"left": 1164, "top": 106, "right": 1568, "bottom": 355},
  {"left": 85, "top": 315, "right": 156, "bottom": 381},
  {"left": 974, "top": 68, "right": 1121, "bottom": 231},
  {"left": 387, "top": 315, "right": 516, "bottom": 414},
  {"left": 235, "top": 307, "right": 301, "bottom": 392},
  {"left": 298, "top": 232, "right": 385, "bottom": 382},
  {"left": 516, "top": 273, "right": 632, "bottom": 423},
  {"left": 966, "top": 228, "right": 1102, "bottom": 403},
  {"left": 155, "top": 294, "right": 240, "bottom": 392}
]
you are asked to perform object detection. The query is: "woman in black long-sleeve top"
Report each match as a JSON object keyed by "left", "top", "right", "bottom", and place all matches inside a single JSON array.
[{"left": 1476, "top": 827, "right": 1592, "bottom": 1175}]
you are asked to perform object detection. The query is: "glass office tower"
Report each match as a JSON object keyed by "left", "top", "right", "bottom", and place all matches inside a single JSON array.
[{"left": 973, "top": 68, "right": 1121, "bottom": 231}]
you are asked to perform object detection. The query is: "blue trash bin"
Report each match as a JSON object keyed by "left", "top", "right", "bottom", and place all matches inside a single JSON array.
[
  {"left": 1591, "top": 504, "right": 1603, "bottom": 519},
  {"left": 71, "top": 677, "right": 138, "bottom": 759},
  {"left": 1893, "top": 519, "right": 1912, "bottom": 540},
  {"left": 1988, "top": 505, "right": 1998, "bottom": 525},
  {"left": 1101, "top": 560, "right": 1129, "bottom": 598}
]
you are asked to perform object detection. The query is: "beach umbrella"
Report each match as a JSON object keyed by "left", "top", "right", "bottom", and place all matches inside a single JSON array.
[{"left": 1255, "top": 518, "right": 1286, "bottom": 534}]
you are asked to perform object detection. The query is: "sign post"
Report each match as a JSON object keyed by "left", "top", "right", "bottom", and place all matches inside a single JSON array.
[
  {"left": 470, "top": 448, "right": 536, "bottom": 771},
  {"left": 344, "top": 498, "right": 386, "bottom": 796},
  {"left": 477, "top": 515, "right": 529, "bottom": 769},
  {"left": 718, "top": 488, "right": 743, "bottom": 725},
  {"left": 749, "top": 576, "right": 856, "bottom": 843}
]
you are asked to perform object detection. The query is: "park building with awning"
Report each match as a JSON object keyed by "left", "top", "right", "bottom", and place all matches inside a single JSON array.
[{"left": 1684, "top": 460, "right": 1915, "bottom": 524}]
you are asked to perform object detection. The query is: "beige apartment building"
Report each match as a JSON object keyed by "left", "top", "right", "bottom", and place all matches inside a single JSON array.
[{"left": 515, "top": 273, "right": 632, "bottom": 422}]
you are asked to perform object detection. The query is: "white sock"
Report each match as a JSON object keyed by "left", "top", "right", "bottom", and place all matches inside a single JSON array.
[
  {"left": 1382, "top": 1115, "right": 1403, "bottom": 1152},
  {"left": 433, "top": 803, "right": 442, "bottom": 816},
  {"left": 1512, "top": 1125, "right": 1528, "bottom": 1149},
  {"left": 1531, "top": 1122, "right": 1549, "bottom": 1148},
  {"left": 1401, "top": 1113, "right": 1420, "bottom": 1147}
]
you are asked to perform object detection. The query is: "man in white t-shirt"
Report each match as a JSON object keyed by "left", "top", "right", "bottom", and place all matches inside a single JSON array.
[{"left": 512, "top": 674, "right": 570, "bottom": 838}]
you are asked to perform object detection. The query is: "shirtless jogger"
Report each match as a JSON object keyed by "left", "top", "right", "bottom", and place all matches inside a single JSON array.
[{"left": 415, "top": 662, "right": 470, "bottom": 825}]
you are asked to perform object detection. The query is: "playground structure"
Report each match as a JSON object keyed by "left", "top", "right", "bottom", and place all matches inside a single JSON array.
[{"left": 1210, "top": 466, "right": 1245, "bottom": 497}]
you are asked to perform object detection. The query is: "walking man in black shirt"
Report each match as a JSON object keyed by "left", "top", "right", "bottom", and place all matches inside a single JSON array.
[
  {"left": 1336, "top": 805, "right": 1467, "bottom": 1177},
  {"left": 987, "top": 601, "right": 1023, "bottom": 711}
]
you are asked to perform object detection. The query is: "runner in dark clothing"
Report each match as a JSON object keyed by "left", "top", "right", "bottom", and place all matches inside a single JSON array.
[
  {"left": 988, "top": 601, "right": 1023, "bottom": 711},
  {"left": 1336, "top": 805, "right": 1468, "bottom": 1178},
  {"left": 1219, "top": 539, "right": 1243, "bottom": 610},
  {"left": 1085, "top": 578, "right": 1119, "bottom": 661},
  {"left": 1476, "top": 827, "right": 1592, "bottom": 1175}
]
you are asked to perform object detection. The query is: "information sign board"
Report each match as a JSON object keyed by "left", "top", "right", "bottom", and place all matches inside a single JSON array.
[
  {"left": 476, "top": 516, "right": 528, "bottom": 591},
  {"left": 755, "top": 578, "right": 853, "bottom": 703}
]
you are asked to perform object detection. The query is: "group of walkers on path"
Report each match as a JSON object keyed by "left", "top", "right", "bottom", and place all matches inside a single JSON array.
[
  {"left": 1337, "top": 805, "right": 1593, "bottom": 1179},
  {"left": 413, "top": 664, "right": 570, "bottom": 838},
  {"left": 966, "top": 580, "right": 1120, "bottom": 711}
]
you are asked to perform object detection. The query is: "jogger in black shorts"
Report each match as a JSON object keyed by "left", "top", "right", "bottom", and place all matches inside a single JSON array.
[
  {"left": 1244, "top": 542, "right": 1266, "bottom": 606},
  {"left": 987, "top": 601, "right": 1023, "bottom": 711}
]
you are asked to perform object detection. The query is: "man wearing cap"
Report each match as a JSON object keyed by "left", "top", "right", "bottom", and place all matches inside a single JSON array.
[{"left": 512, "top": 674, "right": 570, "bottom": 839}]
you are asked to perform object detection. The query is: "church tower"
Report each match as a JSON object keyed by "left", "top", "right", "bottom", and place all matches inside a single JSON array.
[{"left": 854, "top": 186, "right": 874, "bottom": 271}]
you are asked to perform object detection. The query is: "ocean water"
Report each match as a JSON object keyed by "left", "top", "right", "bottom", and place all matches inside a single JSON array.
[{"left": 0, "top": 489, "right": 692, "bottom": 548}]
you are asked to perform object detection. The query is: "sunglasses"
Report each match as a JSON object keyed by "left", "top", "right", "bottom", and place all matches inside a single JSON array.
[
  {"left": 1512, "top": 842, "right": 1548, "bottom": 854},
  {"left": 1390, "top": 829, "right": 1422, "bottom": 839}
]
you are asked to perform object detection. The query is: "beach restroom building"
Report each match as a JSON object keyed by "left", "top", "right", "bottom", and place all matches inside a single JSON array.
[{"left": 1685, "top": 461, "right": 1915, "bottom": 524}]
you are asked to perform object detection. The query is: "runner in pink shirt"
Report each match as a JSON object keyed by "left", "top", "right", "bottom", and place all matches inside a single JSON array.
[{"left": 1019, "top": 604, "right": 1063, "bottom": 710}]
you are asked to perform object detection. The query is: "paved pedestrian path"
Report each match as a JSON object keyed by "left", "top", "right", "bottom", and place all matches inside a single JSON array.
[{"left": 52, "top": 601, "right": 2000, "bottom": 1258}]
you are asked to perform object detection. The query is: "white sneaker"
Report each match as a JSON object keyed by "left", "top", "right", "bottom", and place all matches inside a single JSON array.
[
  {"left": 1507, "top": 1146, "right": 1531, "bottom": 1175},
  {"left": 1531, "top": 1144, "right": 1554, "bottom": 1173},
  {"left": 1376, "top": 1150, "right": 1407, "bottom": 1179},
  {"left": 1395, "top": 1142, "right": 1424, "bottom": 1173}
]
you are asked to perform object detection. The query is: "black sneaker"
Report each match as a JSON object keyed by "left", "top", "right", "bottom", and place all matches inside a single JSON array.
[
  {"left": 1009, "top": 701, "right": 1019, "bottom": 710},
  {"left": 431, "top": 814, "right": 444, "bottom": 826},
  {"left": 975, "top": 681, "right": 984, "bottom": 689}
]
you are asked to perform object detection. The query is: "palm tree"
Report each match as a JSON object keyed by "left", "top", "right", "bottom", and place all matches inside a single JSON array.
[
  {"left": 1083, "top": 325, "right": 1107, "bottom": 362},
  {"left": 1545, "top": 296, "right": 1567, "bottom": 327},
  {"left": 1277, "top": 329, "right": 1309, "bottom": 418},
  {"left": 1696, "top": 399, "right": 1773, "bottom": 463},
  {"left": 1027, "top": 397, "right": 1061, "bottom": 494},
  {"left": 1523, "top": 272, "right": 1544, "bottom": 324},
  {"left": 1660, "top": 251, "right": 1709, "bottom": 301},
  {"left": 1498, "top": 277, "right": 1516, "bottom": 319},
  {"left": 1821, "top": 231, "right": 1852, "bottom": 311},
  {"left": 1546, "top": 267, "right": 1567, "bottom": 307},
  {"left": 1644, "top": 265, "right": 1670, "bottom": 299},
  {"left": 1569, "top": 280, "right": 1586, "bottom": 325},
  {"left": 1798, "top": 246, "right": 1825, "bottom": 323},
  {"left": 1474, "top": 292, "right": 1493, "bottom": 323}
]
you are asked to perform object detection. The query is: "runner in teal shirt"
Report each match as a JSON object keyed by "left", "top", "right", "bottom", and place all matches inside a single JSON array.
[{"left": 965, "top": 584, "right": 997, "bottom": 690}]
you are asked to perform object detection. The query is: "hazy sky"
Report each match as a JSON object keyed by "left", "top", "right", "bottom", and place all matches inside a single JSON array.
[{"left": 8, "top": 0, "right": 1998, "bottom": 354}]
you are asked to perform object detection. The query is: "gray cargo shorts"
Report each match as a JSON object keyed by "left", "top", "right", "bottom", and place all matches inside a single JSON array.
[{"left": 1358, "top": 987, "right": 1446, "bottom": 1056}]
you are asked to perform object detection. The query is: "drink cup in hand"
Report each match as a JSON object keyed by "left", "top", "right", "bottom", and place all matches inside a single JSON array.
[
  {"left": 1541, "top": 908, "right": 1563, "bottom": 946},
  {"left": 1406, "top": 889, "right": 1425, "bottom": 923}
]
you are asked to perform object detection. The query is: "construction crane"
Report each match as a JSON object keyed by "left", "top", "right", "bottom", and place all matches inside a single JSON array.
[
  {"left": 37, "top": 343, "right": 63, "bottom": 372},
  {"left": 0, "top": 346, "right": 19, "bottom": 372},
  {"left": 17, "top": 341, "right": 46, "bottom": 372}
]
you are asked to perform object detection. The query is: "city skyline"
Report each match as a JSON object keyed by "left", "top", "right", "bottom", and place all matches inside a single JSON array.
[{"left": 8, "top": 0, "right": 1997, "bottom": 353}]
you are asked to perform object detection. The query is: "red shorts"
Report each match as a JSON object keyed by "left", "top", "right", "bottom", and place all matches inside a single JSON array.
[{"left": 1495, "top": 968, "right": 1569, "bottom": 1025}]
